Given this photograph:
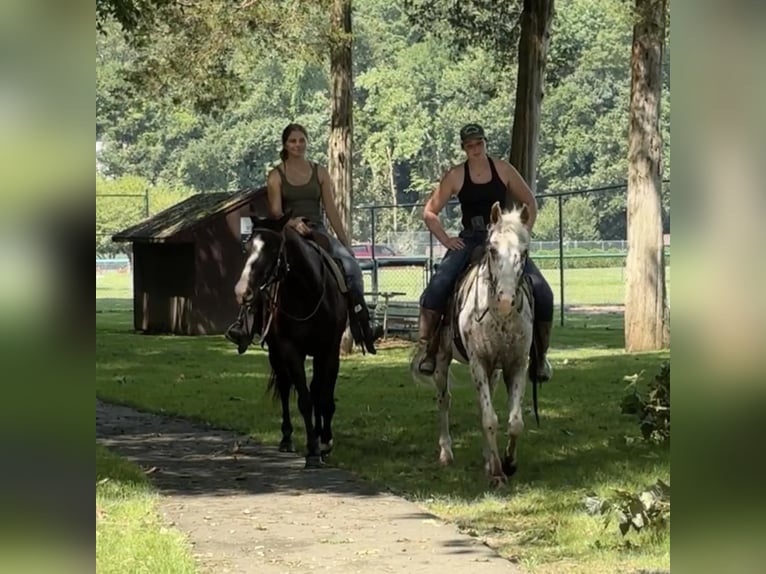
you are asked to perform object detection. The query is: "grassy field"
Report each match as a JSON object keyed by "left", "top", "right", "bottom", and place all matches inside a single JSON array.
[
  {"left": 362, "top": 265, "right": 669, "bottom": 306},
  {"left": 100, "top": 264, "right": 670, "bottom": 308},
  {"left": 96, "top": 273, "right": 670, "bottom": 574},
  {"left": 96, "top": 444, "right": 197, "bottom": 574}
]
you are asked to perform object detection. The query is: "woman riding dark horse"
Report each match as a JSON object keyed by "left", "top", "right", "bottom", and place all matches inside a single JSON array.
[
  {"left": 226, "top": 123, "right": 379, "bottom": 355},
  {"left": 234, "top": 213, "right": 349, "bottom": 466}
]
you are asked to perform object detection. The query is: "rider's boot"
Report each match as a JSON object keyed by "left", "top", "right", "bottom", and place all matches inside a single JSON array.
[
  {"left": 531, "top": 320, "right": 553, "bottom": 382},
  {"left": 347, "top": 289, "right": 379, "bottom": 355},
  {"left": 416, "top": 307, "right": 442, "bottom": 375}
]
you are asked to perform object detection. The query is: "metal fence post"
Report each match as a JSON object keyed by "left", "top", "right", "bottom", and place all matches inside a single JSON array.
[
  {"left": 558, "top": 195, "right": 565, "bottom": 327},
  {"left": 370, "top": 206, "right": 378, "bottom": 294}
]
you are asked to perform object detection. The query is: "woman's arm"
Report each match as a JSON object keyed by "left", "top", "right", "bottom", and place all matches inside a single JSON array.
[
  {"left": 497, "top": 159, "right": 538, "bottom": 231},
  {"left": 266, "top": 168, "right": 283, "bottom": 218},
  {"left": 423, "top": 167, "right": 464, "bottom": 250},
  {"left": 317, "top": 165, "right": 351, "bottom": 248}
]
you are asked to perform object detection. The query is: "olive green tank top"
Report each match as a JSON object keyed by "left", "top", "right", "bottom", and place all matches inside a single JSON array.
[{"left": 278, "top": 162, "right": 322, "bottom": 223}]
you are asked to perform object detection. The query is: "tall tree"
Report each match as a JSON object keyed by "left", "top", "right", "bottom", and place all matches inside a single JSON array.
[
  {"left": 509, "top": 0, "right": 555, "bottom": 193},
  {"left": 328, "top": 0, "right": 354, "bottom": 236},
  {"left": 403, "top": 0, "right": 553, "bottom": 192},
  {"left": 624, "top": 0, "right": 669, "bottom": 351}
]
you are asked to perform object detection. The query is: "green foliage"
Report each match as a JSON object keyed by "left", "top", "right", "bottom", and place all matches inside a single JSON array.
[
  {"left": 586, "top": 479, "right": 670, "bottom": 538},
  {"left": 96, "top": 0, "right": 671, "bottom": 240},
  {"left": 96, "top": 175, "right": 194, "bottom": 256},
  {"left": 621, "top": 362, "right": 671, "bottom": 444},
  {"left": 402, "top": 0, "right": 523, "bottom": 62},
  {"left": 533, "top": 195, "right": 599, "bottom": 241}
]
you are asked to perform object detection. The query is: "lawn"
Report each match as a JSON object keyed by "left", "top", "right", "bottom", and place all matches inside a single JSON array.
[
  {"left": 96, "top": 272, "right": 670, "bottom": 574},
  {"left": 362, "top": 265, "right": 669, "bottom": 307},
  {"left": 100, "top": 263, "right": 670, "bottom": 308},
  {"left": 96, "top": 444, "right": 197, "bottom": 574}
]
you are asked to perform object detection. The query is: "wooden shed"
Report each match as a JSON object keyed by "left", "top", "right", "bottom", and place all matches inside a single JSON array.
[{"left": 112, "top": 187, "right": 270, "bottom": 335}]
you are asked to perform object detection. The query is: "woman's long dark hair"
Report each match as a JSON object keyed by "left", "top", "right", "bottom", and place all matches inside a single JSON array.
[{"left": 280, "top": 123, "right": 309, "bottom": 162}]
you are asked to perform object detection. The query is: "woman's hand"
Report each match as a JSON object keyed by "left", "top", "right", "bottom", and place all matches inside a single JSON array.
[
  {"left": 287, "top": 217, "right": 310, "bottom": 236},
  {"left": 443, "top": 236, "right": 465, "bottom": 251}
]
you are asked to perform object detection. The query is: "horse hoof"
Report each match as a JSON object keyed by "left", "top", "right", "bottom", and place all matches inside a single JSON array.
[
  {"left": 320, "top": 441, "right": 333, "bottom": 458},
  {"left": 305, "top": 455, "right": 324, "bottom": 469},
  {"left": 439, "top": 450, "right": 454, "bottom": 466},
  {"left": 278, "top": 440, "right": 295, "bottom": 453},
  {"left": 489, "top": 475, "right": 508, "bottom": 489},
  {"left": 502, "top": 458, "right": 518, "bottom": 477}
]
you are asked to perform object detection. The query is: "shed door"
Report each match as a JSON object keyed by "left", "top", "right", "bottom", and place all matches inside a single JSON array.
[{"left": 136, "top": 243, "right": 194, "bottom": 333}]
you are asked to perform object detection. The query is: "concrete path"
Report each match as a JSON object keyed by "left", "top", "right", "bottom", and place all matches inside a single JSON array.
[{"left": 97, "top": 400, "right": 525, "bottom": 574}]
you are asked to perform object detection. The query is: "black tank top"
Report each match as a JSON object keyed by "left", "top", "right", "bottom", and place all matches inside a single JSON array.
[{"left": 457, "top": 158, "right": 507, "bottom": 231}]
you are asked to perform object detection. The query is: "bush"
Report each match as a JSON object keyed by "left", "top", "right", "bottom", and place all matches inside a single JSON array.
[
  {"left": 585, "top": 479, "right": 671, "bottom": 538},
  {"left": 621, "top": 362, "right": 670, "bottom": 445}
]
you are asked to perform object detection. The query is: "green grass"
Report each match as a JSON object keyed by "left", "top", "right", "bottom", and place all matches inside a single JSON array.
[
  {"left": 364, "top": 265, "right": 669, "bottom": 306},
  {"left": 99, "top": 264, "right": 670, "bottom": 308},
  {"left": 96, "top": 277, "right": 670, "bottom": 574},
  {"left": 96, "top": 444, "right": 197, "bottom": 574}
]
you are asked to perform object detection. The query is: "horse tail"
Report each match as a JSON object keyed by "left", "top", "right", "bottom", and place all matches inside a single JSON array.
[
  {"left": 531, "top": 371, "right": 540, "bottom": 427},
  {"left": 266, "top": 369, "right": 280, "bottom": 401}
]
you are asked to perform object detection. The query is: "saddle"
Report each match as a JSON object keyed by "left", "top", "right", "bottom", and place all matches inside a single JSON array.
[{"left": 302, "top": 229, "right": 349, "bottom": 294}]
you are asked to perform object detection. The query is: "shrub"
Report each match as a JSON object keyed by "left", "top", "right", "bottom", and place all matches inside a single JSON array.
[{"left": 621, "top": 362, "right": 670, "bottom": 444}]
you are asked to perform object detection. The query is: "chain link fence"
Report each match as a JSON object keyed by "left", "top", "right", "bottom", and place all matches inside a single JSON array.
[
  {"left": 352, "top": 181, "right": 671, "bottom": 325},
  {"left": 97, "top": 182, "right": 670, "bottom": 327}
]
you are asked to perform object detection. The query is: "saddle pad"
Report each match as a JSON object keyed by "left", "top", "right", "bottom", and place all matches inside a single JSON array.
[
  {"left": 305, "top": 240, "right": 349, "bottom": 294},
  {"left": 450, "top": 264, "right": 480, "bottom": 362}
]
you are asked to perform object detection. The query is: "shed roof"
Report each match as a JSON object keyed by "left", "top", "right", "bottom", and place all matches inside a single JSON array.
[{"left": 112, "top": 187, "right": 266, "bottom": 243}]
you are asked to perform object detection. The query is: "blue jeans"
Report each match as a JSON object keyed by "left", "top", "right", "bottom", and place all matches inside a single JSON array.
[
  {"left": 308, "top": 222, "right": 364, "bottom": 296},
  {"left": 421, "top": 229, "right": 554, "bottom": 322}
]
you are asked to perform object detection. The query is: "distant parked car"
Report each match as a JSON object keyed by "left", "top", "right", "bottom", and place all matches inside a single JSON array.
[{"left": 351, "top": 243, "right": 399, "bottom": 259}]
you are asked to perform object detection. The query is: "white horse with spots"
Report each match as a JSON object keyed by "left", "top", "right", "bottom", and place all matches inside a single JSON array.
[{"left": 412, "top": 202, "right": 536, "bottom": 487}]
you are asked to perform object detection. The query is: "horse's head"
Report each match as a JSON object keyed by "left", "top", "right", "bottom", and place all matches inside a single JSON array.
[
  {"left": 234, "top": 213, "right": 291, "bottom": 305},
  {"left": 485, "top": 201, "right": 531, "bottom": 315}
]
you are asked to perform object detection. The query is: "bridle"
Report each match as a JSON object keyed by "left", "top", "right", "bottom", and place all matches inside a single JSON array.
[
  {"left": 474, "top": 232, "right": 528, "bottom": 322},
  {"left": 241, "top": 226, "right": 328, "bottom": 340}
]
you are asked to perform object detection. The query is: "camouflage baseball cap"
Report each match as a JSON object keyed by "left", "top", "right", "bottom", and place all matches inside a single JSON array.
[{"left": 459, "top": 123, "right": 486, "bottom": 143}]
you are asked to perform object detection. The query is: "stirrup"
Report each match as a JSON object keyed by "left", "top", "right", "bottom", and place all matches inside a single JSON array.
[{"left": 225, "top": 321, "right": 252, "bottom": 355}]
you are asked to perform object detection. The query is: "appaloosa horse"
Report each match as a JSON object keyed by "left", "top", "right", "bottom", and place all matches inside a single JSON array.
[
  {"left": 412, "top": 202, "right": 537, "bottom": 487},
  {"left": 234, "top": 214, "right": 348, "bottom": 467}
]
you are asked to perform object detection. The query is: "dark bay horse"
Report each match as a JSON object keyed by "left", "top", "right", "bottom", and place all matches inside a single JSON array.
[{"left": 234, "top": 214, "right": 348, "bottom": 468}]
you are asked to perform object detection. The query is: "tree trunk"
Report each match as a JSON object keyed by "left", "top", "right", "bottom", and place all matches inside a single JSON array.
[
  {"left": 625, "top": 0, "right": 670, "bottom": 351},
  {"left": 328, "top": 0, "right": 353, "bottom": 237},
  {"left": 508, "top": 0, "right": 554, "bottom": 194}
]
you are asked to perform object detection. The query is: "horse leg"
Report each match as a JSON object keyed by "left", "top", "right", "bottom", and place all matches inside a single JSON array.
[
  {"left": 310, "top": 372, "right": 322, "bottom": 448},
  {"left": 471, "top": 359, "right": 505, "bottom": 487},
  {"left": 502, "top": 361, "right": 527, "bottom": 477},
  {"left": 315, "top": 351, "right": 340, "bottom": 457},
  {"left": 313, "top": 352, "right": 339, "bottom": 459},
  {"left": 277, "top": 375, "right": 295, "bottom": 453},
  {"left": 275, "top": 346, "right": 320, "bottom": 467},
  {"left": 434, "top": 328, "right": 454, "bottom": 466}
]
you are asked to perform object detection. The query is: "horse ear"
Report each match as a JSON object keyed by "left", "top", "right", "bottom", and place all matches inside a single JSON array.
[
  {"left": 490, "top": 201, "right": 502, "bottom": 225},
  {"left": 519, "top": 204, "right": 529, "bottom": 224}
]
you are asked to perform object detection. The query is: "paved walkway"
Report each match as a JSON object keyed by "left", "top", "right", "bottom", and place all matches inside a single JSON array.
[{"left": 96, "top": 400, "right": 524, "bottom": 574}]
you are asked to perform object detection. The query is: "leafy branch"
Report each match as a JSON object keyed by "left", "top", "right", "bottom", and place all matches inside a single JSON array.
[{"left": 584, "top": 479, "right": 670, "bottom": 538}]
